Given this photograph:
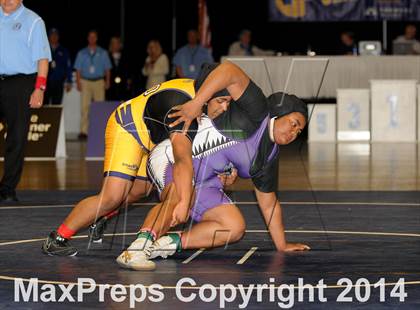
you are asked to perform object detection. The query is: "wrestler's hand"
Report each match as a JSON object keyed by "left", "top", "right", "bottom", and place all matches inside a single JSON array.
[
  {"left": 171, "top": 202, "right": 190, "bottom": 227},
  {"left": 218, "top": 168, "right": 238, "bottom": 187},
  {"left": 168, "top": 99, "right": 203, "bottom": 132},
  {"left": 283, "top": 243, "right": 311, "bottom": 252}
]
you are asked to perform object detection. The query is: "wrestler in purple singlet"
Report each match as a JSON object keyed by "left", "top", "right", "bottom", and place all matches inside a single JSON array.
[{"left": 148, "top": 79, "right": 281, "bottom": 222}]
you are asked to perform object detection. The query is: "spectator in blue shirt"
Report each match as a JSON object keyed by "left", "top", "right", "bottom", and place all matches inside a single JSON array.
[
  {"left": 74, "top": 30, "right": 111, "bottom": 140},
  {"left": 173, "top": 29, "right": 213, "bottom": 79},
  {"left": 0, "top": 0, "right": 51, "bottom": 202},
  {"left": 44, "top": 28, "right": 72, "bottom": 105}
]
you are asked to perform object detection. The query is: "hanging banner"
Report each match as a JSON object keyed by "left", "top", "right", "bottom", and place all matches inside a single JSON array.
[
  {"left": 0, "top": 106, "right": 64, "bottom": 158},
  {"left": 269, "top": 0, "right": 420, "bottom": 21}
]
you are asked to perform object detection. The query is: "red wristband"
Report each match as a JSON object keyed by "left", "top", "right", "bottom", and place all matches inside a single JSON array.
[{"left": 35, "top": 76, "right": 47, "bottom": 90}]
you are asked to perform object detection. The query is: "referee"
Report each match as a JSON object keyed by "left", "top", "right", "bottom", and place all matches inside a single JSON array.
[{"left": 0, "top": 0, "right": 51, "bottom": 202}]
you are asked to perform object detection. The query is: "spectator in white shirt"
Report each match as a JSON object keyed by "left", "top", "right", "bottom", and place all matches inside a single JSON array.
[
  {"left": 228, "top": 29, "right": 274, "bottom": 56},
  {"left": 142, "top": 40, "right": 169, "bottom": 89},
  {"left": 393, "top": 24, "right": 420, "bottom": 54}
]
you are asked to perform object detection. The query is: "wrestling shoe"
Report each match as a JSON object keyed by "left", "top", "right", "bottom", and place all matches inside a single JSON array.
[
  {"left": 116, "top": 234, "right": 156, "bottom": 271},
  {"left": 149, "top": 233, "right": 182, "bottom": 259},
  {"left": 42, "top": 231, "right": 78, "bottom": 256},
  {"left": 88, "top": 217, "right": 108, "bottom": 243}
]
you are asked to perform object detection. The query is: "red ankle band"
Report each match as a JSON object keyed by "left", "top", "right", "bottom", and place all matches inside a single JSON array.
[
  {"left": 104, "top": 209, "right": 119, "bottom": 219},
  {"left": 57, "top": 224, "right": 76, "bottom": 239}
]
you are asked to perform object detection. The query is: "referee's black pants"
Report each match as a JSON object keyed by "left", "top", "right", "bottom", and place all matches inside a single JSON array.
[{"left": 0, "top": 73, "right": 36, "bottom": 193}]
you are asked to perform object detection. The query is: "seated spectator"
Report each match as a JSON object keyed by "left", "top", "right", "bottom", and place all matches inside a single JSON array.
[
  {"left": 337, "top": 32, "right": 357, "bottom": 55},
  {"left": 142, "top": 40, "right": 169, "bottom": 89},
  {"left": 393, "top": 24, "right": 420, "bottom": 55},
  {"left": 228, "top": 29, "right": 274, "bottom": 56},
  {"left": 173, "top": 29, "right": 213, "bottom": 79}
]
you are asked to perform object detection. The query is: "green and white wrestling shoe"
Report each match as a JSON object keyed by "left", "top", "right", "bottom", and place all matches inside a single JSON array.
[
  {"left": 149, "top": 233, "right": 182, "bottom": 259},
  {"left": 116, "top": 232, "right": 156, "bottom": 271}
]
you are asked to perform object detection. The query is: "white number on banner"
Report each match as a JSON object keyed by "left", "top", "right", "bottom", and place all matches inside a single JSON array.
[
  {"left": 316, "top": 113, "right": 327, "bottom": 134},
  {"left": 347, "top": 102, "right": 360, "bottom": 129},
  {"left": 387, "top": 95, "right": 399, "bottom": 128}
]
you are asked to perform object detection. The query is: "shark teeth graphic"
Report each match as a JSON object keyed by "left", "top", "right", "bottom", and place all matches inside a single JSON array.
[
  {"left": 195, "top": 140, "right": 237, "bottom": 159},
  {"left": 192, "top": 116, "right": 238, "bottom": 157}
]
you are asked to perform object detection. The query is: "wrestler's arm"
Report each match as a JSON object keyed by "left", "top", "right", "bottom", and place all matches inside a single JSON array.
[
  {"left": 169, "top": 132, "right": 194, "bottom": 226},
  {"left": 193, "top": 61, "right": 250, "bottom": 102},
  {"left": 254, "top": 188, "right": 310, "bottom": 252},
  {"left": 169, "top": 61, "right": 250, "bottom": 128}
]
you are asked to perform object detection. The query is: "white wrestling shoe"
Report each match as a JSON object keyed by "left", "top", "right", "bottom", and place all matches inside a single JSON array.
[
  {"left": 116, "top": 237, "right": 156, "bottom": 271},
  {"left": 149, "top": 233, "right": 181, "bottom": 259}
]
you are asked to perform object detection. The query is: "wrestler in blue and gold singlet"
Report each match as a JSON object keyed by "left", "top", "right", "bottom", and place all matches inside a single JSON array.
[{"left": 103, "top": 79, "right": 198, "bottom": 181}]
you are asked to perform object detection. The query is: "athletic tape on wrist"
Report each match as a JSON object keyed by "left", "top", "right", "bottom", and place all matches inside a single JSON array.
[{"left": 35, "top": 76, "right": 47, "bottom": 90}]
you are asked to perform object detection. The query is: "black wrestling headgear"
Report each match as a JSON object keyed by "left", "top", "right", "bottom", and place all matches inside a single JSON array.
[
  {"left": 267, "top": 92, "right": 308, "bottom": 122},
  {"left": 194, "top": 63, "right": 230, "bottom": 99}
]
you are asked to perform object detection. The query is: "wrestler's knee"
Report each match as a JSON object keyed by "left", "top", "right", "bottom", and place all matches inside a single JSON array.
[
  {"left": 221, "top": 208, "right": 246, "bottom": 243},
  {"left": 229, "top": 219, "right": 246, "bottom": 242},
  {"left": 127, "top": 180, "right": 152, "bottom": 203},
  {"left": 98, "top": 177, "right": 133, "bottom": 208},
  {"left": 97, "top": 188, "right": 127, "bottom": 209}
]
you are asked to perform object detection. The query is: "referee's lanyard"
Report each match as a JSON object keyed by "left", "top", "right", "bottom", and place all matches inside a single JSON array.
[
  {"left": 89, "top": 50, "right": 97, "bottom": 74},
  {"left": 189, "top": 47, "right": 198, "bottom": 73}
]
